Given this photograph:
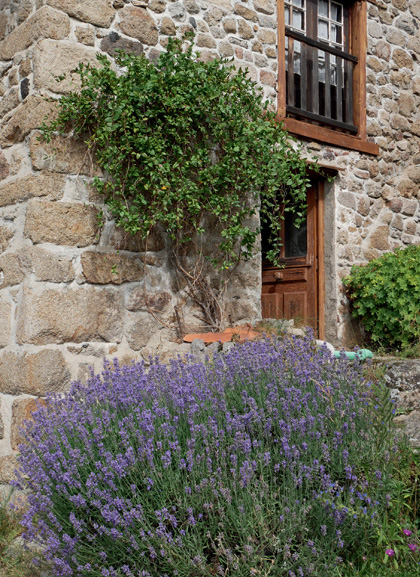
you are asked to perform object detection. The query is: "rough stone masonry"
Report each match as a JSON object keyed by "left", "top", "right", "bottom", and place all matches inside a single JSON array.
[{"left": 0, "top": 0, "right": 419, "bottom": 481}]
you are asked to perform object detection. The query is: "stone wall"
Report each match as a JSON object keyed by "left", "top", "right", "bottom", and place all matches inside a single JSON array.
[
  {"left": 317, "top": 0, "right": 420, "bottom": 343},
  {"left": 0, "top": 0, "right": 419, "bottom": 480},
  {"left": 378, "top": 358, "right": 420, "bottom": 447}
]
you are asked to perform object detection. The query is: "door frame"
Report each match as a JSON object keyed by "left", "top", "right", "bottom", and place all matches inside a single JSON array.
[{"left": 316, "top": 178, "right": 325, "bottom": 340}]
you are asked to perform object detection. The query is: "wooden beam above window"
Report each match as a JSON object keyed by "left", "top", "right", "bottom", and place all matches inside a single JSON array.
[
  {"left": 282, "top": 116, "right": 380, "bottom": 155},
  {"left": 306, "top": 159, "right": 346, "bottom": 173}
]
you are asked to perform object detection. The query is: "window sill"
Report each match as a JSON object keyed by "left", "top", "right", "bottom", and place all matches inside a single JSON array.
[{"left": 279, "top": 116, "right": 380, "bottom": 156}]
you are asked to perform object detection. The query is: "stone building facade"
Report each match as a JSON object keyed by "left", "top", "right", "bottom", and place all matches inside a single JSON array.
[{"left": 0, "top": 0, "right": 419, "bottom": 478}]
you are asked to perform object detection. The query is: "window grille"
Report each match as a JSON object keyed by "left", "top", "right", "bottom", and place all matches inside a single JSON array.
[{"left": 285, "top": 0, "right": 357, "bottom": 133}]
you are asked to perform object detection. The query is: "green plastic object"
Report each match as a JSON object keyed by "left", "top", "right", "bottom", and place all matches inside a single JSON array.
[{"left": 333, "top": 349, "right": 373, "bottom": 360}]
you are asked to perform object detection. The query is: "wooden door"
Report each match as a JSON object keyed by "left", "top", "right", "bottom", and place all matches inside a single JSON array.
[{"left": 261, "top": 183, "right": 323, "bottom": 335}]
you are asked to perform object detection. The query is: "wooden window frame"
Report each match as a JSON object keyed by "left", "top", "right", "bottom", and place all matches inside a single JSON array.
[{"left": 277, "top": 0, "right": 379, "bottom": 155}]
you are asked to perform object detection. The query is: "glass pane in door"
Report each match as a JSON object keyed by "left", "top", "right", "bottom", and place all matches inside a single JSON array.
[{"left": 284, "top": 209, "right": 307, "bottom": 258}]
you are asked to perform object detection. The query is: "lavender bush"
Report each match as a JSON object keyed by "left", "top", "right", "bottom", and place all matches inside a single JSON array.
[{"left": 16, "top": 336, "right": 397, "bottom": 577}]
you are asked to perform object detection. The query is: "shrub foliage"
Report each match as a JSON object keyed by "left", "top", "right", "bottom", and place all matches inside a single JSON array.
[
  {"left": 41, "top": 36, "right": 320, "bottom": 329},
  {"left": 343, "top": 244, "right": 420, "bottom": 349},
  {"left": 17, "top": 337, "right": 399, "bottom": 577},
  {"left": 42, "top": 36, "right": 314, "bottom": 270}
]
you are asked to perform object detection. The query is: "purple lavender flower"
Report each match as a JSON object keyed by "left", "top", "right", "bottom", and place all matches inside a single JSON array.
[{"left": 13, "top": 336, "right": 398, "bottom": 576}]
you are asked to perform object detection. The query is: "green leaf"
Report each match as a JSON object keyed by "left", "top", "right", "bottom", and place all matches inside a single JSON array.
[{"left": 40, "top": 33, "right": 321, "bottom": 281}]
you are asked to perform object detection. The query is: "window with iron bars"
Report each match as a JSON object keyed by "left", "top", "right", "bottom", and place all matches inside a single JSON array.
[
  {"left": 285, "top": 0, "right": 356, "bottom": 132},
  {"left": 277, "top": 0, "right": 379, "bottom": 154}
]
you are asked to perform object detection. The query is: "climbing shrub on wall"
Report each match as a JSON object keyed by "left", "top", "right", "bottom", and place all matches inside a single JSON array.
[
  {"left": 343, "top": 244, "right": 420, "bottom": 349},
  {"left": 42, "top": 35, "right": 317, "bottom": 329}
]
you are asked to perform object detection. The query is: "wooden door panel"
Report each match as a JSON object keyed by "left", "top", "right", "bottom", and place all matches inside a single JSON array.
[
  {"left": 281, "top": 268, "right": 308, "bottom": 282},
  {"left": 284, "top": 292, "right": 307, "bottom": 321},
  {"left": 261, "top": 292, "right": 284, "bottom": 319},
  {"left": 263, "top": 268, "right": 308, "bottom": 283}
]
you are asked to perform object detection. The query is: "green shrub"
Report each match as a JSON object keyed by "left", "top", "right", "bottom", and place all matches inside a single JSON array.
[
  {"left": 41, "top": 34, "right": 321, "bottom": 329},
  {"left": 41, "top": 35, "right": 315, "bottom": 270},
  {"left": 343, "top": 245, "right": 420, "bottom": 350}
]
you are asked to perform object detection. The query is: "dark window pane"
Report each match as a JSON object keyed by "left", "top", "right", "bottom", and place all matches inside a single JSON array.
[
  {"left": 331, "top": 23, "right": 342, "bottom": 45},
  {"left": 261, "top": 216, "right": 272, "bottom": 261},
  {"left": 331, "top": 2, "right": 342, "bottom": 22},
  {"left": 284, "top": 209, "right": 307, "bottom": 258}
]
